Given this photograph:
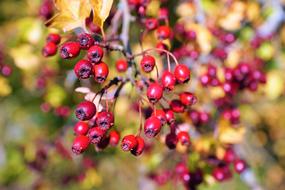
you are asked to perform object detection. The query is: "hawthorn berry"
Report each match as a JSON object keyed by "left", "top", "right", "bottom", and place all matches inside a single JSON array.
[
  {"left": 46, "top": 33, "right": 61, "bottom": 44},
  {"left": 161, "top": 71, "right": 176, "bottom": 91},
  {"left": 131, "top": 136, "right": 145, "bottom": 156},
  {"left": 87, "top": 45, "right": 104, "bottom": 63},
  {"left": 175, "top": 162, "right": 189, "bottom": 177},
  {"left": 144, "top": 116, "right": 162, "bottom": 138},
  {"left": 145, "top": 18, "right": 158, "bottom": 31},
  {"left": 156, "top": 26, "right": 172, "bottom": 40},
  {"left": 88, "top": 127, "right": 106, "bottom": 144},
  {"left": 174, "top": 64, "right": 190, "bottom": 83},
  {"left": 234, "top": 159, "right": 247, "bottom": 174},
  {"left": 93, "top": 62, "right": 109, "bottom": 83},
  {"left": 177, "top": 131, "right": 190, "bottom": 145},
  {"left": 115, "top": 59, "right": 128, "bottom": 72},
  {"left": 156, "top": 42, "right": 168, "bottom": 55},
  {"left": 109, "top": 130, "right": 120, "bottom": 146},
  {"left": 74, "top": 59, "right": 93, "bottom": 79},
  {"left": 78, "top": 33, "right": 94, "bottom": 49},
  {"left": 1, "top": 65, "right": 12, "bottom": 77},
  {"left": 74, "top": 121, "right": 89, "bottom": 136},
  {"left": 170, "top": 99, "right": 185, "bottom": 113},
  {"left": 72, "top": 135, "right": 90, "bottom": 155},
  {"left": 147, "top": 83, "right": 163, "bottom": 103},
  {"left": 42, "top": 42, "right": 57, "bottom": 57},
  {"left": 95, "top": 111, "right": 114, "bottom": 130},
  {"left": 121, "top": 134, "right": 137, "bottom": 151},
  {"left": 165, "top": 133, "right": 178, "bottom": 149},
  {"left": 140, "top": 55, "right": 156, "bottom": 73},
  {"left": 179, "top": 92, "right": 197, "bottom": 106},
  {"left": 60, "top": 42, "right": 81, "bottom": 59},
  {"left": 152, "top": 109, "right": 167, "bottom": 125},
  {"left": 96, "top": 136, "right": 110, "bottom": 150},
  {"left": 75, "top": 101, "right": 96, "bottom": 121},
  {"left": 164, "top": 109, "right": 175, "bottom": 124},
  {"left": 223, "top": 148, "right": 236, "bottom": 163}
]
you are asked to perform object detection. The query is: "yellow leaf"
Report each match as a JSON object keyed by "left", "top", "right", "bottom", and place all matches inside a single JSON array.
[
  {"left": 265, "top": 71, "right": 284, "bottom": 100},
  {"left": 90, "top": 0, "right": 114, "bottom": 29},
  {"left": 218, "top": 121, "right": 245, "bottom": 144}
]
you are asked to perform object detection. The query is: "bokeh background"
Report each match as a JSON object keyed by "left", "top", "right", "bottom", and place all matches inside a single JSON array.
[{"left": 0, "top": 0, "right": 285, "bottom": 190}]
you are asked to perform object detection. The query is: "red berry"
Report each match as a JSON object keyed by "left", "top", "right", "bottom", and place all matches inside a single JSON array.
[
  {"left": 87, "top": 45, "right": 104, "bottom": 63},
  {"left": 46, "top": 33, "right": 61, "bottom": 44},
  {"left": 164, "top": 109, "right": 175, "bottom": 124},
  {"left": 234, "top": 159, "right": 247, "bottom": 174},
  {"left": 95, "top": 111, "right": 114, "bottom": 130},
  {"left": 93, "top": 62, "right": 109, "bottom": 83},
  {"left": 174, "top": 64, "right": 190, "bottom": 83},
  {"left": 109, "top": 130, "right": 120, "bottom": 146},
  {"left": 96, "top": 136, "right": 110, "bottom": 150},
  {"left": 72, "top": 135, "right": 90, "bottom": 154},
  {"left": 177, "top": 131, "right": 190, "bottom": 145},
  {"left": 144, "top": 116, "right": 162, "bottom": 138},
  {"left": 145, "top": 18, "right": 158, "bottom": 30},
  {"left": 60, "top": 42, "right": 81, "bottom": 59},
  {"left": 212, "top": 167, "right": 226, "bottom": 182},
  {"left": 74, "top": 121, "right": 89, "bottom": 135},
  {"left": 121, "top": 134, "right": 137, "bottom": 151},
  {"left": 116, "top": 59, "right": 128, "bottom": 72},
  {"left": 170, "top": 99, "right": 185, "bottom": 113},
  {"left": 1, "top": 65, "right": 12, "bottom": 77},
  {"left": 200, "top": 74, "right": 210, "bottom": 86},
  {"left": 179, "top": 92, "right": 197, "bottom": 106},
  {"left": 165, "top": 133, "right": 177, "bottom": 149},
  {"left": 223, "top": 148, "right": 236, "bottom": 163},
  {"left": 156, "top": 42, "right": 168, "bottom": 55},
  {"left": 78, "top": 33, "right": 94, "bottom": 49},
  {"left": 175, "top": 162, "right": 189, "bottom": 177},
  {"left": 147, "top": 83, "right": 163, "bottom": 103},
  {"left": 75, "top": 101, "right": 96, "bottom": 121},
  {"left": 42, "top": 42, "right": 57, "bottom": 57},
  {"left": 156, "top": 26, "right": 172, "bottom": 40},
  {"left": 140, "top": 55, "right": 156, "bottom": 73},
  {"left": 158, "top": 8, "right": 168, "bottom": 20},
  {"left": 161, "top": 71, "right": 176, "bottom": 91},
  {"left": 152, "top": 109, "right": 167, "bottom": 125},
  {"left": 74, "top": 59, "right": 93, "bottom": 79},
  {"left": 131, "top": 136, "right": 145, "bottom": 156},
  {"left": 199, "top": 112, "right": 210, "bottom": 125},
  {"left": 88, "top": 127, "right": 106, "bottom": 144}
]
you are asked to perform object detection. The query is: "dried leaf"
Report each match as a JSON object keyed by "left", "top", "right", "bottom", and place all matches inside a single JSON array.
[{"left": 90, "top": 0, "right": 114, "bottom": 29}]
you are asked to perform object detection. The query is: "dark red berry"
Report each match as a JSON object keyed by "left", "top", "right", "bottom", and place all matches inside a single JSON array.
[
  {"left": 116, "top": 59, "right": 128, "bottom": 72},
  {"left": 161, "top": 71, "right": 176, "bottom": 91},
  {"left": 74, "top": 121, "right": 89, "bottom": 136},
  {"left": 60, "top": 42, "right": 81, "bottom": 59},
  {"left": 42, "top": 42, "right": 57, "bottom": 57},
  {"left": 121, "top": 134, "right": 137, "bottom": 151},
  {"left": 88, "top": 127, "right": 106, "bottom": 144},
  {"left": 109, "top": 130, "right": 120, "bottom": 146},
  {"left": 145, "top": 18, "right": 158, "bottom": 30},
  {"left": 96, "top": 136, "right": 110, "bottom": 150},
  {"left": 93, "top": 62, "right": 109, "bottom": 83},
  {"left": 234, "top": 159, "right": 247, "bottom": 174},
  {"left": 140, "top": 55, "right": 156, "bottom": 73},
  {"left": 164, "top": 109, "right": 175, "bottom": 124},
  {"left": 179, "top": 92, "right": 197, "bottom": 106},
  {"left": 174, "top": 64, "right": 190, "bottom": 83},
  {"left": 147, "top": 83, "right": 163, "bottom": 103},
  {"left": 95, "top": 111, "right": 114, "bottom": 130},
  {"left": 212, "top": 167, "right": 226, "bottom": 182},
  {"left": 46, "top": 33, "right": 61, "bottom": 44},
  {"left": 72, "top": 135, "right": 90, "bottom": 154},
  {"left": 74, "top": 59, "right": 93, "bottom": 79},
  {"left": 1, "top": 65, "right": 12, "bottom": 77},
  {"left": 87, "top": 45, "right": 104, "bottom": 63},
  {"left": 156, "top": 26, "right": 172, "bottom": 40},
  {"left": 144, "top": 116, "right": 162, "bottom": 138},
  {"left": 177, "top": 131, "right": 190, "bottom": 145},
  {"left": 131, "top": 136, "right": 145, "bottom": 156},
  {"left": 165, "top": 133, "right": 178, "bottom": 149},
  {"left": 170, "top": 99, "right": 185, "bottom": 113},
  {"left": 75, "top": 101, "right": 96, "bottom": 121},
  {"left": 152, "top": 109, "right": 167, "bottom": 125},
  {"left": 175, "top": 162, "right": 189, "bottom": 177},
  {"left": 78, "top": 33, "right": 94, "bottom": 49},
  {"left": 223, "top": 148, "right": 236, "bottom": 163},
  {"left": 156, "top": 42, "right": 168, "bottom": 55}
]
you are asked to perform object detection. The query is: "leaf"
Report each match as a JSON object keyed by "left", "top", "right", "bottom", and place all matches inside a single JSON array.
[{"left": 90, "top": 0, "right": 114, "bottom": 29}]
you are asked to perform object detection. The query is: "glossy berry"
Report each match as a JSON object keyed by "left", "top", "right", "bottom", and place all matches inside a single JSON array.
[
  {"left": 174, "top": 64, "right": 190, "bottom": 83},
  {"left": 75, "top": 101, "right": 96, "bottom": 121},
  {"left": 74, "top": 59, "right": 93, "bottom": 79},
  {"left": 87, "top": 45, "right": 104, "bottom": 63},
  {"left": 93, "top": 62, "right": 109, "bottom": 83},
  {"left": 140, "top": 55, "right": 156, "bottom": 73},
  {"left": 42, "top": 42, "right": 57, "bottom": 57},
  {"left": 78, "top": 33, "right": 94, "bottom": 49},
  {"left": 131, "top": 136, "right": 145, "bottom": 156},
  {"left": 72, "top": 135, "right": 90, "bottom": 154},
  {"left": 116, "top": 59, "right": 128, "bottom": 72},
  {"left": 234, "top": 159, "right": 247, "bottom": 174},
  {"left": 158, "top": 8, "right": 169, "bottom": 20},
  {"left": 179, "top": 92, "right": 197, "bottom": 106},
  {"left": 223, "top": 148, "right": 236, "bottom": 163},
  {"left": 121, "top": 134, "right": 137, "bottom": 151},
  {"left": 156, "top": 26, "right": 171, "bottom": 40},
  {"left": 170, "top": 99, "right": 185, "bottom": 113},
  {"left": 161, "top": 71, "right": 176, "bottom": 91},
  {"left": 147, "top": 83, "right": 163, "bottom": 103},
  {"left": 152, "top": 109, "right": 167, "bottom": 125},
  {"left": 88, "top": 127, "right": 105, "bottom": 144},
  {"left": 95, "top": 111, "right": 114, "bottom": 130},
  {"left": 165, "top": 133, "right": 177, "bottom": 149},
  {"left": 212, "top": 167, "right": 226, "bottom": 182},
  {"left": 109, "top": 130, "right": 120, "bottom": 146},
  {"left": 164, "top": 109, "right": 175, "bottom": 124},
  {"left": 145, "top": 18, "right": 158, "bottom": 30},
  {"left": 46, "top": 33, "right": 61, "bottom": 44},
  {"left": 144, "top": 116, "right": 162, "bottom": 138},
  {"left": 156, "top": 42, "right": 168, "bottom": 55},
  {"left": 60, "top": 42, "right": 81, "bottom": 59},
  {"left": 177, "top": 131, "right": 190, "bottom": 145},
  {"left": 74, "top": 121, "right": 89, "bottom": 135}
]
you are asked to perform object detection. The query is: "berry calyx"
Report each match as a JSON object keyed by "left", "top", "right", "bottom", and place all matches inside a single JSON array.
[
  {"left": 95, "top": 111, "right": 114, "bottom": 130},
  {"left": 88, "top": 127, "right": 106, "bottom": 144},
  {"left": 121, "top": 134, "right": 137, "bottom": 151},
  {"left": 93, "top": 62, "right": 109, "bottom": 83},
  {"left": 74, "top": 59, "right": 93, "bottom": 79},
  {"left": 60, "top": 42, "right": 81, "bottom": 59},
  {"left": 78, "top": 33, "right": 94, "bottom": 49},
  {"left": 140, "top": 55, "right": 156, "bottom": 73},
  {"left": 74, "top": 121, "right": 89, "bottom": 136},
  {"left": 147, "top": 83, "right": 163, "bottom": 103},
  {"left": 174, "top": 64, "right": 190, "bottom": 83},
  {"left": 144, "top": 116, "right": 162, "bottom": 138},
  {"left": 87, "top": 45, "right": 104, "bottom": 63},
  {"left": 72, "top": 135, "right": 90, "bottom": 154},
  {"left": 75, "top": 101, "right": 96, "bottom": 121}
]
